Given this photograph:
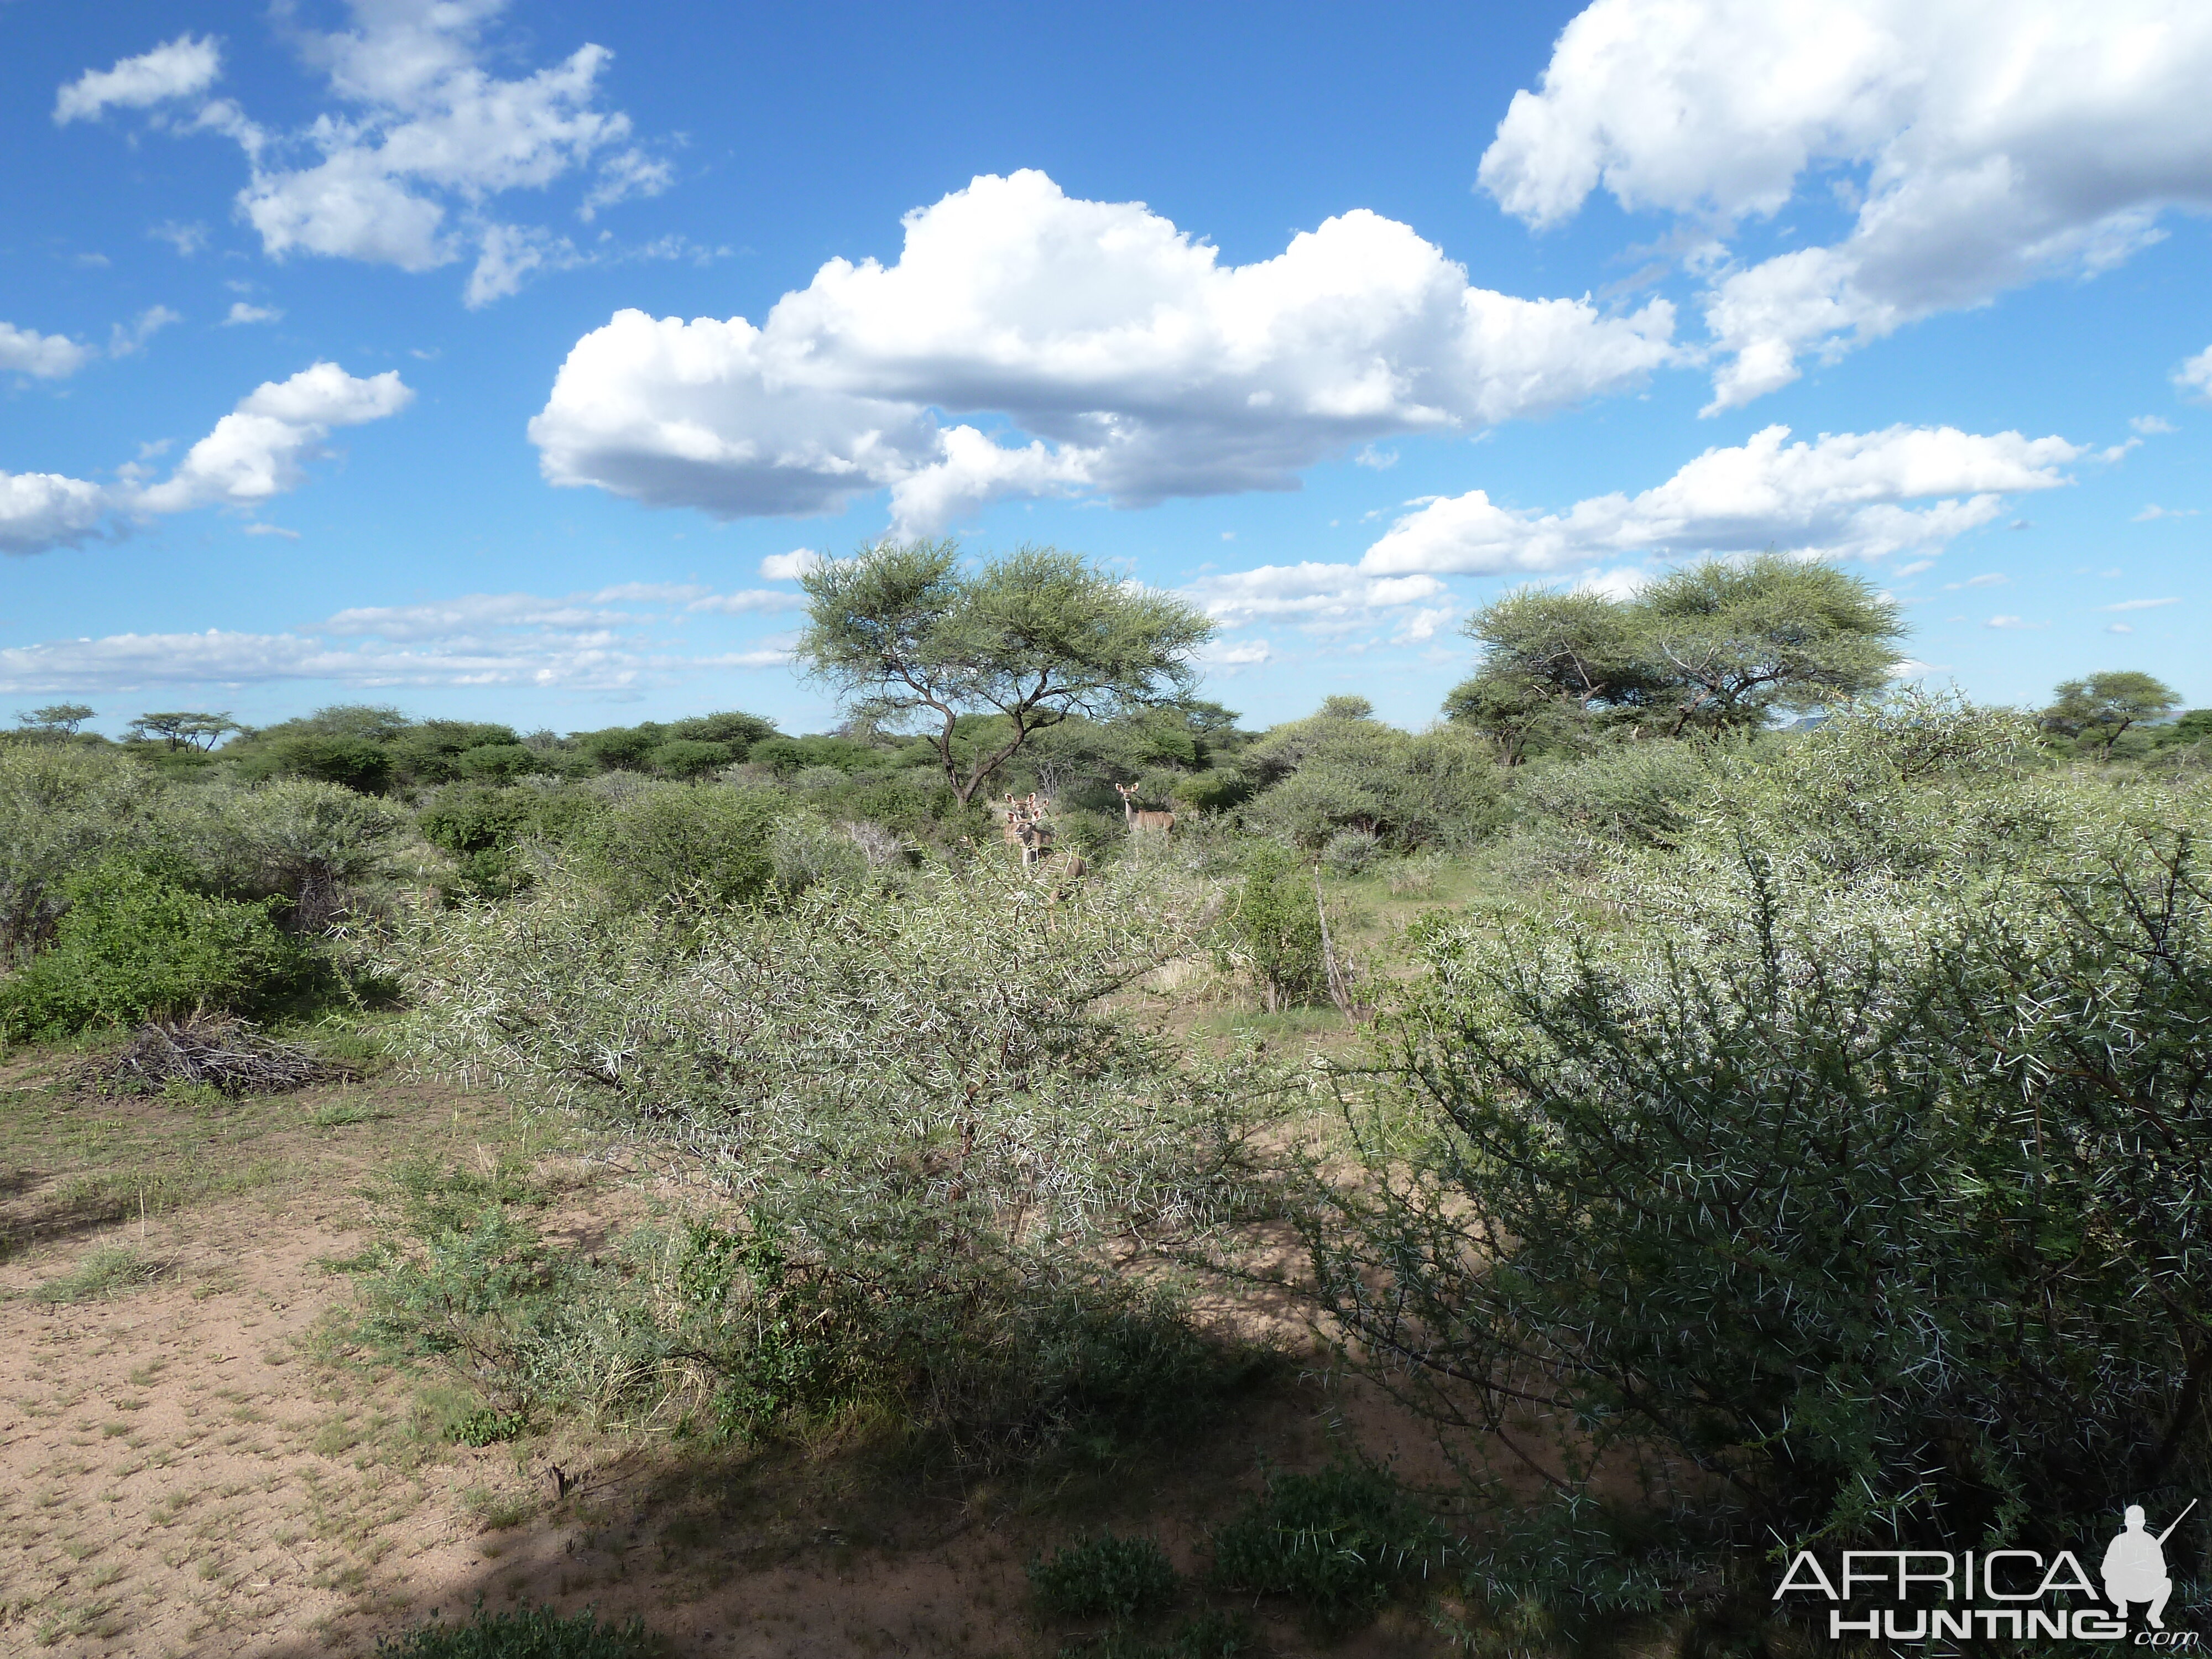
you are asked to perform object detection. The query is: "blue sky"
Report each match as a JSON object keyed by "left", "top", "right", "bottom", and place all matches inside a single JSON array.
[{"left": 3, "top": 0, "right": 2207, "bottom": 737}]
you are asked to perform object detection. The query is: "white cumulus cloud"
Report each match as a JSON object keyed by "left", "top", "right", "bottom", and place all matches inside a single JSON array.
[
  {"left": 759, "top": 549, "right": 822, "bottom": 581},
  {"left": 529, "top": 170, "right": 1678, "bottom": 531},
  {"left": 1179, "top": 422, "right": 2079, "bottom": 641},
  {"left": 1481, "top": 0, "right": 2212, "bottom": 410},
  {"left": 0, "top": 322, "right": 92, "bottom": 379},
  {"left": 2, "top": 363, "right": 412, "bottom": 555},
  {"left": 1362, "top": 425, "right": 2080, "bottom": 575},
  {"left": 2177, "top": 346, "right": 2212, "bottom": 402},
  {"left": 1198, "top": 639, "right": 1274, "bottom": 669},
  {"left": 63, "top": 3, "right": 666, "bottom": 306},
  {"left": 54, "top": 33, "right": 221, "bottom": 124},
  {"left": 0, "top": 473, "right": 109, "bottom": 556},
  {"left": 134, "top": 363, "right": 413, "bottom": 514},
  {"left": 1183, "top": 564, "right": 1449, "bottom": 629},
  {"left": 223, "top": 302, "right": 282, "bottom": 327}
]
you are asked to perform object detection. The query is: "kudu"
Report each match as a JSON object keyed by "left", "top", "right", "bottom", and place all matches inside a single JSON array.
[
  {"left": 1009, "top": 797, "right": 1087, "bottom": 893},
  {"left": 1114, "top": 782, "right": 1175, "bottom": 833}
]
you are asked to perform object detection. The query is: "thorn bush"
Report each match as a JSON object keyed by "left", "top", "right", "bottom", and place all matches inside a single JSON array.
[{"left": 1029, "top": 1532, "right": 1180, "bottom": 1623}]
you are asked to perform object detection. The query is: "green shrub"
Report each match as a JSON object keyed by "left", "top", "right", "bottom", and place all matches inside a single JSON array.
[
  {"left": 1170, "top": 769, "right": 1249, "bottom": 815},
  {"left": 372, "top": 1600, "right": 659, "bottom": 1658},
  {"left": 1386, "top": 726, "right": 1511, "bottom": 849},
  {"left": 453, "top": 743, "right": 540, "bottom": 782},
  {"left": 418, "top": 785, "right": 596, "bottom": 901},
  {"left": 1320, "top": 829, "right": 1378, "bottom": 875},
  {"left": 1678, "top": 688, "right": 2052, "bottom": 883},
  {"left": 822, "top": 773, "right": 979, "bottom": 846},
  {"left": 1208, "top": 1463, "right": 1446, "bottom": 1630},
  {"left": 0, "top": 743, "right": 160, "bottom": 959},
  {"left": 418, "top": 786, "right": 540, "bottom": 856},
  {"left": 765, "top": 815, "right": 868, "bottom": 897},
  {"left": 351, "top": 1186, "right": 1265, "bottom": 1459},
  {"left": 747, "top": 733, "right": 879, "bottom": 775},
  {"left": 384, "top": 720, "right": 529, "bottom": 786},
  {"left": 1240, "top": 707, "right": 1504, "bottom": 851},
  {"left": 668, "top": 711, "right": 779, "bottom": 749},
  {"left": 565, "top": 784, "right": 784, "bottom": 911},
  {"left": 222, "top": 776, "right": 409, "bottom": 929},
  {"left": 644, "top": 739, "right": 730, "bottom": 779},
  {"left": 1030, "top": 1533, "right": 1179, "bottom": 1622},
  {"left": 369, "top": 859, "right": 1277, "bottom": 1460},
  {"left": 450, "top": 1405, "right": 528, "bottom": 1447},
  {"left": 1222, "top": 846, "right": 1323, "bottom": 1010},
  {"left": 375, "top": 1151, "right": 549, "bottom": 1231},
  {"left": 348, "top": 1199, "right": 570, "bottom": 1420},
  {"left": 233, "top": 732, "right": 394, "bottom": 793},
  {"left": 1240, "top": 768, "right": 1381, "bottom": 851},
  {"left": 0, "top": 863, "right": 306, "bottom": 1039},
  {"left": 571, "top": 726, "right": 658, "bottom": 771},
  {"left": 1310, "top": 808, "right": 2212, "bottom": 1638},
  {"left": 1052, "top": 805, "right": 1118, "bottom": 858},
  {"left": 1508, "top": 739, "right": 1712, "bottom": 849},
  {"left": 987, "top": 1282, "right": 1269, "bottom": 1455}
]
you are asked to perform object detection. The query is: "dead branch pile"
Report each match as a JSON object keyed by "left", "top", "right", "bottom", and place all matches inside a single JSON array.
[{"left": 82, "top": 1016, "right": 348, "bottom": 1098}]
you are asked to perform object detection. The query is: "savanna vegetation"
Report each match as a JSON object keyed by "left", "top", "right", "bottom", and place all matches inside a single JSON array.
[{"left": 3, "top": 542, "right": 2206, "bottom": 1657}]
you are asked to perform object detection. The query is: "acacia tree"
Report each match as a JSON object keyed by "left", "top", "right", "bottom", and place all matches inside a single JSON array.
[
  {"left": 1639, "top": 555, "right": 1906, "bottom": 734},
  {"left": 2042, "top": 670, "right": 2180, "bottom": 759},
  {"left": 796, "top": 540, "right": 1215, "bottom": 805},
  {"left": 1446, "top": 556, "right": 1905, "bottom": 752},
  {"left": 127, "top": 711, "right": 242, "bottom": 751},
  {"left": 16, "top": 703, "right": 95, "bottom": 738},
  {"left": 1444, "top": 589, "right": 1666, "bottom": 763}
]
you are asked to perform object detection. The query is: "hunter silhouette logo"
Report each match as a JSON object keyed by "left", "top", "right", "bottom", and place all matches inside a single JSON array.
[
  {"left": 2107, "top": 1503, "right": 2195, "bottom": 1631},
  {"left": 1774, "top": 1498, "right": 2201, "bottom": 1643}
]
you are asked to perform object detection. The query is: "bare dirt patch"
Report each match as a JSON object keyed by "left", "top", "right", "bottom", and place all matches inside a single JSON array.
[{"left": 1, "top": 1039, "right": 1478, "bottom": 1657}]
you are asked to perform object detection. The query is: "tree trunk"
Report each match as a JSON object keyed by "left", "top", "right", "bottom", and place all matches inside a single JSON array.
[{"left": 1314, "top": 867, "right": 1356, "bottom": 1027}]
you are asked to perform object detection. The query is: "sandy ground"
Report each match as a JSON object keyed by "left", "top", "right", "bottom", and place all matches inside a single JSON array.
[{"left": 0, "top": 1066, "right": 1469, "bottom": 1659}]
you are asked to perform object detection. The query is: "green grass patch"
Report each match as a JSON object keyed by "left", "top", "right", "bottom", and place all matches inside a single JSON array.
[
  {"left": 460, "top": 1485, "right": 533, "bottom": 1531},
  {"left": 154, "top": 1077, "right": 227, "bottom": 1110},
  {"left": 299, "top": 1023, "right": 395, "bottom": 1075},
  {"left": 1208, "top": 1463, "right": 1448, "bottom": 1631},
  {"left": 309, "top": 1099, "right": 394, "bottom": 1128},
  {"left": 41, "top": 1157, "right": 286, "bottom": 1228},
  {"left": 1187, "top": 1008, "right": 1349, "bottom": 1042},
  {"left": 31, "top": 1244, "right": 167, "bottom": 1305}
]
